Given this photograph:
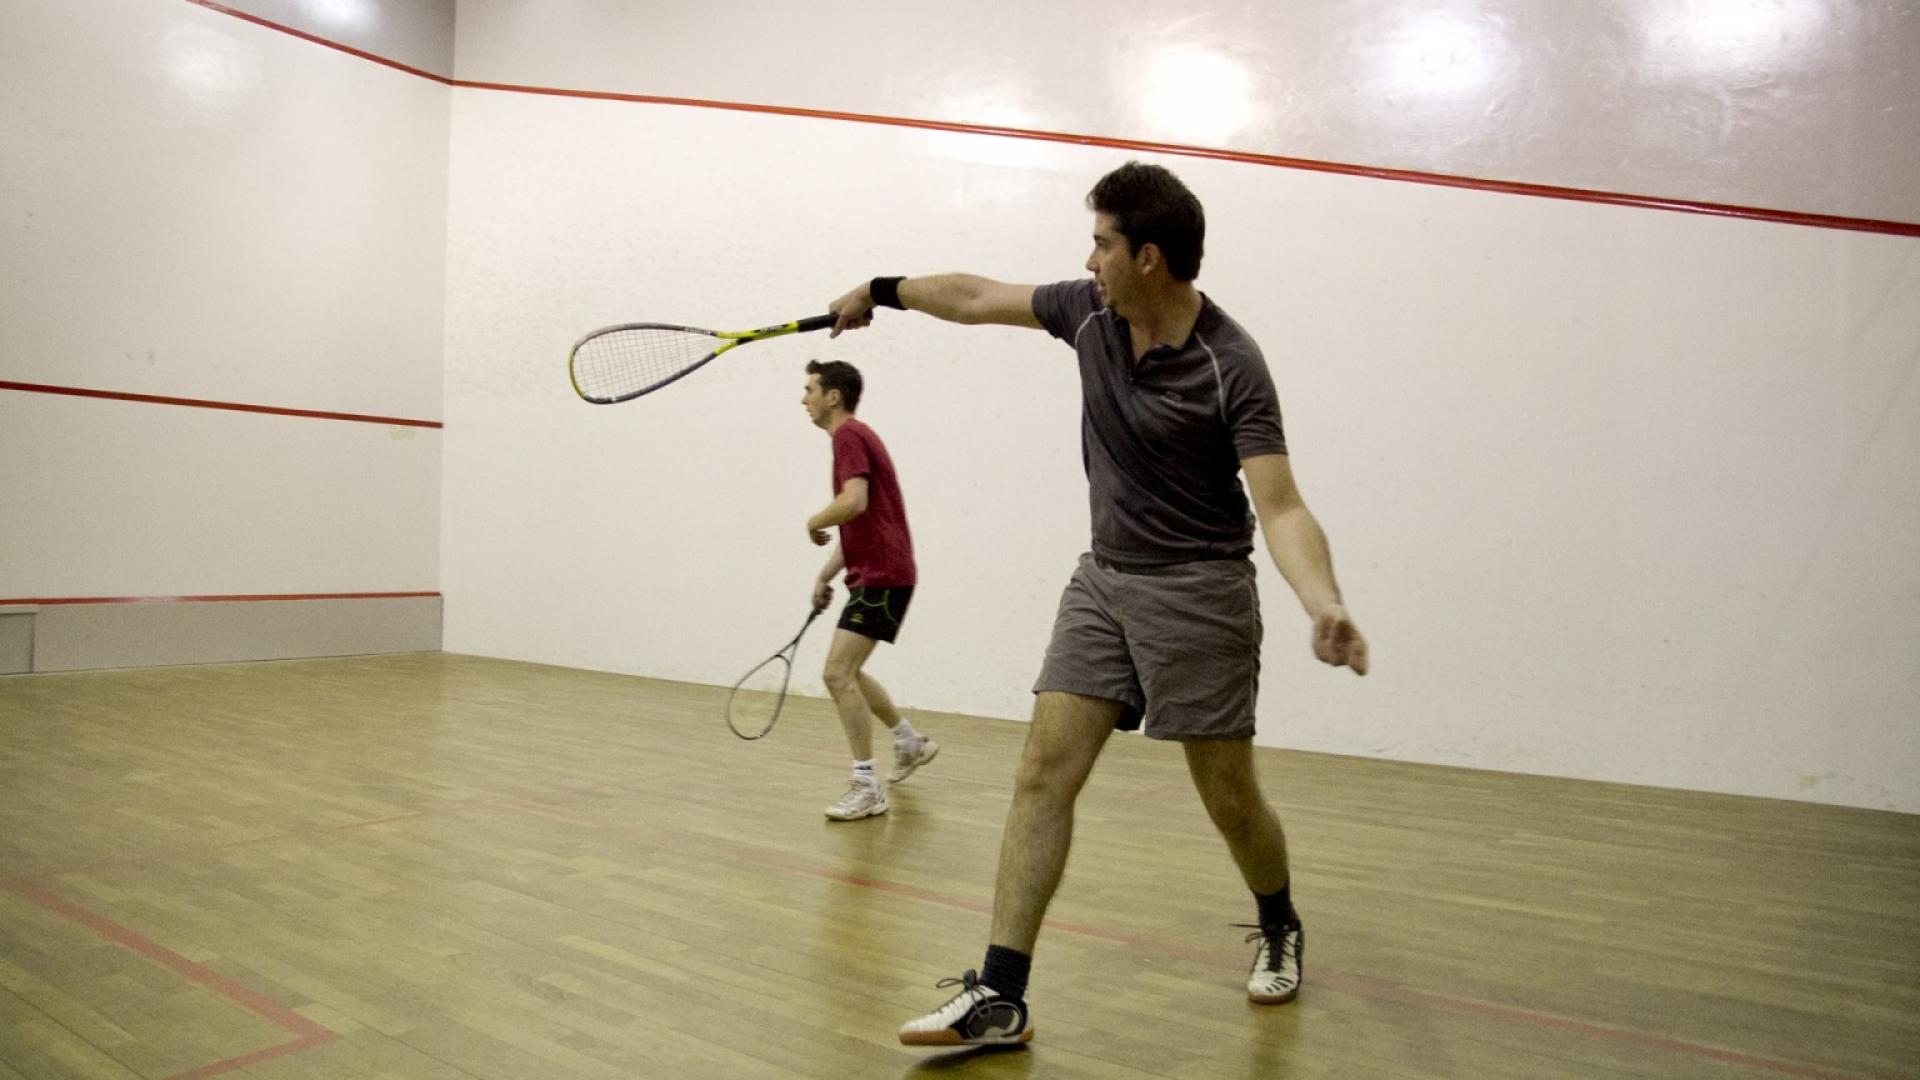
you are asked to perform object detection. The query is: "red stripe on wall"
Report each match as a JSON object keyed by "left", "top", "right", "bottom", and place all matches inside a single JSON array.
[
  {"left": 454, "top": 81, "right": 1920, "bottom": 239},
  {"left": 0, "top": 381, "right": 442, "bottom": 429},
  {"left": 0, "top": 592, "right": 440, "bottom": 606},
  {"left": 181, "top": 0, "right": 452, "bottom": 84},
  {"left": 178, "top": 1, "right": 1920, "bottom": 239}
]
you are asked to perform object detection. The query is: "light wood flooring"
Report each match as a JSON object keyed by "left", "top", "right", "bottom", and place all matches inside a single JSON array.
[{"left": 2, "top": 654, "right": 1915, "bottom": 1080}]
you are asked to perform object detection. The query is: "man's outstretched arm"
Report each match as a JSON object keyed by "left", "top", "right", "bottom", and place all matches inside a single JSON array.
[{"left": 829, "top": 275, "right": 1042, "bottom": 336}]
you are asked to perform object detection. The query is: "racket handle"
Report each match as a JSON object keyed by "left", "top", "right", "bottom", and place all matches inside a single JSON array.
[{"left": 796, "top": 313, "right": 837, "bottom": 333}]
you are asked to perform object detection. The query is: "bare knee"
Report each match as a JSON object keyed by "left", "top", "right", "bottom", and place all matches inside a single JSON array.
[
  {"left": 1010, "top": 693, "right": 1115, "bottom": 805},
  {"left": 822, "top": 662, "right": 861, "bottom": 697},
  {"left": 1012, "top": 753, "right": 1054, "bottom": 796},
  {"left": 1199, "top": 778, "right": 1274, "bottom": 842},
  {"left": 1012, "top": 741, "right": 1091, "bottom": 806}
]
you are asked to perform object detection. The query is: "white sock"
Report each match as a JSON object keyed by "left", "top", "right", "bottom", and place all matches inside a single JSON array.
[
  {"left": 852, "top": 759, "right": 877, "bottom": 786},
  {"left": 890, "top": 719, "right": 920, "bottom": 745}
]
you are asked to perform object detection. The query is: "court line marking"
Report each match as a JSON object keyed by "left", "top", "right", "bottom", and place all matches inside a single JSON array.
[{"left": 2, "top": 879, "right": 337, "bottom": 1080}]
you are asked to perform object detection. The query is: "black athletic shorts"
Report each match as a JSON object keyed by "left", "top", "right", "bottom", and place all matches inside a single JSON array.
[{"left": 837, "top": 585, "right": 913, "bottom": 644}]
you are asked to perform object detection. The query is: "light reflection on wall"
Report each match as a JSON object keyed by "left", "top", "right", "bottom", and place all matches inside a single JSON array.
[
  {"left": 157, "top": 25, "right": 262, "bottom": 114},
  {"left": 923, "top": 98, "right": 1070, "bottom": 171},
  {"left": 1369, "top": 11, "right": 1509, "bottom": 101},
  {"left": 1643, "top": 0, "right": 1829, "bottom": 74},
  {"left": 306, "top": 0, "right": 379, "bottom": 35},
  {"left": 1142, "top": 45, "right": 1251, "bottom": 144}
]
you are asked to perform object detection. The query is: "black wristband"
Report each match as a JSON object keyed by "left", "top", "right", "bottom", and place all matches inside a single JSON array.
[{"left": 870, "top": 276, "right": 907, "bottom": 310}]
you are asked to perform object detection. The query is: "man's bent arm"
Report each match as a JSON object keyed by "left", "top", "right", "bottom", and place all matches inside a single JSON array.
[
  {"left": 809, "top": 477, "right": 871, "bottom": 531},
  {"left": 1243, "top": 453, "right": 1369, "bottom": 674}
]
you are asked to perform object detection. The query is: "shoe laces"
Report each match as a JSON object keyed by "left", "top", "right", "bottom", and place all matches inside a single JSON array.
[
  {"left": 934, "top": 970, "right": 997, "bottom": 1015},
  {"left": 936, "top": 970, "right": 985, "bottom": 995},
  {"left": 1233, "top": 923, "right": 1300, "bottom": 971}
]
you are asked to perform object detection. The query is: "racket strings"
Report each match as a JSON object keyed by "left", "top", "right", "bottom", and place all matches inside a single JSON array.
[
  {"left": 727, "top": 655, "right": 793, "bottom": 739},
  {"left": 572, "top": 327, "right": 719, "bottom": 402}
]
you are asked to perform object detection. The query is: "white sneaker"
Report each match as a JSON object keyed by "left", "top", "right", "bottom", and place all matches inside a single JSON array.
[
  {"left": 1241, "top": 922, "right": 1304, "bottom": 1004},
  {"left": 899, "top": 971, "right": 1033, "bottom": 1046},
  {"left": 825, "top": 779, "right": 888, "bottom": 821},
  {"left": 888, "top": 737, "right": 941, "bottom": 784}
]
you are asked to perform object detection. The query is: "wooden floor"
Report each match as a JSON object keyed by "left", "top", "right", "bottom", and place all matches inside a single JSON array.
[{"left": 1, "top": 654, "right": 1915, "bottom": 1080}]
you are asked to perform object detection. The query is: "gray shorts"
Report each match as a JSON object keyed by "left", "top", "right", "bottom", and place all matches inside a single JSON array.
[{"left": 1032, "top": 553, "right": 1263, "bottom": 740}]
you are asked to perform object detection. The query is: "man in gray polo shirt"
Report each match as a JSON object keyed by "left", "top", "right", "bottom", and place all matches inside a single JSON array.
[{"left": 828, "top": 161, "right": 1369, "bottom": 1047}]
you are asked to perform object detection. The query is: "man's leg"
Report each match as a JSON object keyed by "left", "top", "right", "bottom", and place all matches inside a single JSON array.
[
  {"left": 821, "top": 629, "right": 886, "bottom": 821},
  {"left": 990, "top": 690, "right": 1120, "bottom": 952},
  {"left": 861, "top": 671, "right": 940, "bottom": 784},
  {"left": 898, "top": 690, "right": 1118, "bottom": 1045},
  {"left": 1183, "top": 738, "right": 1289, "bottom": 893},
  {"left": 1185, "top": 738, "right": 1303, "bottom": 1004},
  {"left": 901, "top": 556, "right": 1135, "bottom": 1045},
  {"left": 821, "top": 629, "right": 880, "bottom": 761},
  {"left": 855, "top": 670, "right": 900, "bottom": 726}
]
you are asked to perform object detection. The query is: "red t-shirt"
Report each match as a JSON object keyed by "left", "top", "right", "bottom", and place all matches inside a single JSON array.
[{"left": 831, "top": 417, "right": 916, "bottom": 587}]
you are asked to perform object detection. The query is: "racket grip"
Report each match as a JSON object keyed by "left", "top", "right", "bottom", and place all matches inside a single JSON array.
[{"left": 796, "top": 314, "right": 837, "bottom": 333}]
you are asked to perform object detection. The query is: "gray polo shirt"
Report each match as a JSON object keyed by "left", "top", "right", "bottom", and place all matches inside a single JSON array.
[{"left": 1032, "top": 279, "right": 1287, "bottom": 567}]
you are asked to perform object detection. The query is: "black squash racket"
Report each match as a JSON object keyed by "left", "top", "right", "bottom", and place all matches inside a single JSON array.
[
  {"left": 725, "top": 605, "right": 827, "bottom": 740},
  {"left": 570, "top": 313, "right": 838, "bottom": 404}
]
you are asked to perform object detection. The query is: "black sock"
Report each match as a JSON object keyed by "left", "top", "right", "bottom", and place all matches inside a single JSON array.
[
  {"left": 980, "top": 945, "right": 1031, "bottom": 1000},
  {"left": 1255, "top": 882, "right": 1297, "bottom": 930}
]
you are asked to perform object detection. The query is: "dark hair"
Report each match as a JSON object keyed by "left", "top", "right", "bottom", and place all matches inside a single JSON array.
[
  {"left": 1086, "top": 161, "right": 1206, "bottom": 282},
  {"left": 806, "top": 359, "right": 862, "bottom": 412}
]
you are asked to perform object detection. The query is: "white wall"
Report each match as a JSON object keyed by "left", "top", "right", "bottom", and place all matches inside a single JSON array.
[
  {"left": 451, "top": 0, "right": 1920, "bottom": 226},
  {"left": 0, "top": 0, "right": 447, "bottom": 607},
  {"left": 438, "top": 86, "right": 1920, "bottom": 812},
  {"left": 5, "top": 0, "right": 1914, "bottom": 812}
]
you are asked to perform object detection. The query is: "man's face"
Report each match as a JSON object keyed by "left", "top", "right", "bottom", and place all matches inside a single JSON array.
[
  {"left": 801, "top": 374, "right": 835, "bottom": 428},
  {"left": 1086, "top": 212, "right": 1143, "bottom": 313}
]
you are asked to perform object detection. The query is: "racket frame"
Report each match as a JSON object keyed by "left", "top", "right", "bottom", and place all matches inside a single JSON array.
[
  {"left": 569, "top": 313, "right": 837, "bottom": 404},
  {"left": 724, "top": 606, "right": 826, "bottom": 740}
]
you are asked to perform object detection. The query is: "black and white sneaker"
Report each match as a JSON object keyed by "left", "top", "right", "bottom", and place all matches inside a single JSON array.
[
  {"left": 1239, "top": 922, "right": 1304, "bottom": 1004},
  {"left": 898, "top": 970, "right": 1033, "bottom": 1046}
]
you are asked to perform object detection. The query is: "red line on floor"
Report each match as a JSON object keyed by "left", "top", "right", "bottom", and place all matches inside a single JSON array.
[
  {"left": 10, "top": 773, "right": 1883, "bottom": 1080},
  {"left": 796, "top": 864, "right": 1882, "bottom": 1080},
  {"left": 164, "top": 1034, "right": 335, "bottom": 1080},
  {"left": 499, "top": 794, "right": 1884, "bottom": 1077},
  {"left": 792, "top": 865, "right": 1134, "bottom": 944},
  {"left": 3, "top": 879, "right": 336, "bottom": 1078}
]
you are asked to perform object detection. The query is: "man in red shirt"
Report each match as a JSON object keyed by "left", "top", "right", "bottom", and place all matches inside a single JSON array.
[{"left": 802, "top": 359, "right": 938, "bottom": 820}]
